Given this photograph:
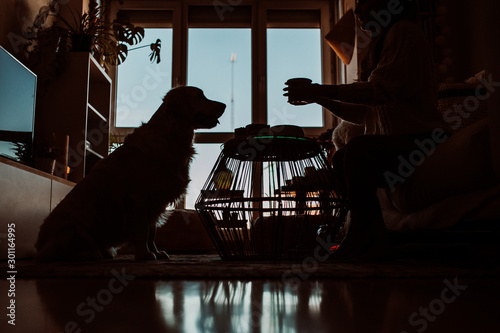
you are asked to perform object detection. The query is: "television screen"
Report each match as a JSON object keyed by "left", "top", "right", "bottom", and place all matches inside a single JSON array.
[{"left": 0, "top": 45, "right": 37, "bottom": 164}]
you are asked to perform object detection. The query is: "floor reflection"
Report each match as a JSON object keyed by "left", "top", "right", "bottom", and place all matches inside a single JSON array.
[
  {"left": 2, "top": 278, "right": 499, "bottom": 333},
  {"left": 152, "top": 279, "right": 500, "bottom": 333},
  {"left": 155, "top": 280, "right": 326, "bottom": 333}
]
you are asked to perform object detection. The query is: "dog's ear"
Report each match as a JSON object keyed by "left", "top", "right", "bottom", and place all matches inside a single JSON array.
[
  {"left": 147, "top": 102, "right": 170, "bottom": 127},
  {"left": 147, "top": 88, "right": 192, "bottom": 127}
]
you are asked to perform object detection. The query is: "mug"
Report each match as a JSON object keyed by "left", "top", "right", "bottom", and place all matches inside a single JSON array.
[{"left": 285, "top": 78, "right": 312, "bottom": 105}]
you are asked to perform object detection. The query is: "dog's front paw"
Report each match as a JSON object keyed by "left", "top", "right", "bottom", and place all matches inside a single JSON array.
[
  {"left": 154, "top": 251, "right": 170, "bottom": 260},
  {"left": 135, "top": 252, "right": 157, "bottom": 261}
]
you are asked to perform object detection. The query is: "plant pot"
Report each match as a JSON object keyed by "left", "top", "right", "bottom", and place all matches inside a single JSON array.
[{"left": 70, "top": 33, "right": 94, "bottom": 52}]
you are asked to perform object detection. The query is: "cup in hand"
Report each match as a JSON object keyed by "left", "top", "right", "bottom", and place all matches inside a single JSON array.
[{"left": 285, "top": 78, "right": 313, "bottom": 105}]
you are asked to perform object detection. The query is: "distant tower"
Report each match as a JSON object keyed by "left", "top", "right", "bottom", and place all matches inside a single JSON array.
[{"left": 230, "top": 53, "right": 236, "bottom": 130}]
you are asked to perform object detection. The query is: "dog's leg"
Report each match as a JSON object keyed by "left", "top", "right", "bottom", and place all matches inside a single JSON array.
[
  {"left": 147, "top": 226, "right": 170, "bottom": 260},
  {"left": 134, "top": 225, "right": 157, "bottom": 261}
]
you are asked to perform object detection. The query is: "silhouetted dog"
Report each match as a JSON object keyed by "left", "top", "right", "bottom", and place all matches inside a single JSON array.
[{"left": 35, "top": 87, "right": 225, "bottom": 261}]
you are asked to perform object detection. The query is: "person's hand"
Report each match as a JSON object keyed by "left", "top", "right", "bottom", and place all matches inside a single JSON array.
[{"left": 283, "top": 81, "right": 320, "bottom": 105}]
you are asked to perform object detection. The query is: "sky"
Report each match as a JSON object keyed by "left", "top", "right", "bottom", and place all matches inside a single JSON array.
[{"left": 115, "top": 27, "right": 322, "bottom": 207}]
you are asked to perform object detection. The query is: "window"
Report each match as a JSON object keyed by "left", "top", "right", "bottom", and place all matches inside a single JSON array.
[
  {"left": 115, "top": 28, "right": 173, "bottom": 127},
  {"left": 111, "top": 1, "right": 336, "bottom": 209},
  {"left": 185, "top": 143, "right": 223, "bottom": 208},
  {"left": 188, "top": 28, "right": 252, "bottom": 133},
  {"left": 267, "top": 28, "right": 323, "bottom": 127}
]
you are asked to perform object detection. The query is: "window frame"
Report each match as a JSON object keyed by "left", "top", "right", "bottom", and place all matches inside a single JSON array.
[
  {"left": 257, "top": 0, "right": 336, "bottom": 139},
  {"left": 109, "top": 0, "right": 182, "bottom": 143},
  {"left": 110, "top": 0, "right": 340, "bottom": 138},
  {"left": 109, "top": 0, "right": 341, "bottom": 208}
]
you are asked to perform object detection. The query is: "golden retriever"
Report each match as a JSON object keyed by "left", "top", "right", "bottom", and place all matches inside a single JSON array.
[{"left": 35, "top": 86, "right": 225, "bottom": 261}]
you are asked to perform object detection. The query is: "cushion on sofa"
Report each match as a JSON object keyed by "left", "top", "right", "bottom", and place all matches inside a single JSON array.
[
  {"left": 389, "top": 117, "right": 496, "bottom": 212},
  {"left": 437, "top": 82, "right": 489, "bottom": 134}
]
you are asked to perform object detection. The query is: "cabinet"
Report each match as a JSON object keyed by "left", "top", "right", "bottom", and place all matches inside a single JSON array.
[
  {"left": 36, "top": 52, "right": 111, "bottom": 183},
  {"left": 0, "top": 156, "right": 74, "bottom": 259}
]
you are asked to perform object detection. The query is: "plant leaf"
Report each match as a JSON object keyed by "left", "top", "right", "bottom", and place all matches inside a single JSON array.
[
  {"left": 116, "top": 43, "right": 128, "bottom": 64},
  {"left": 149, "top": 39, "right": 161, "bottom": 64},
  {"left": 132, "top": 26, "right": 145, "bottom": 45},
  {"left": 33, "top": 12, "right": 49, "bottom": 28},
  {"left": 48, "top": 0, "right": 59, "bottom": 13},
  {"left": 39, "top": 6, "right": 50, "bottom": 14},
  {"left": 113, "top": 21, "right": 144, "bottom": 46}
]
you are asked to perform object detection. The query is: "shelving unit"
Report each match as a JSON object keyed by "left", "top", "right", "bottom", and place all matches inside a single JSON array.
[{"left": 35, "top": 52, "right": 111, "bottom": 183}]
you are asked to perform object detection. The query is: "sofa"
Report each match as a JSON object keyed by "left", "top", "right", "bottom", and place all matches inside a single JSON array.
[
  {"left": 379, "top": 72, "right": 500, "bottom": 233},
  {"left": 333, "top": 71, "right": 500, "bottom": 233}
]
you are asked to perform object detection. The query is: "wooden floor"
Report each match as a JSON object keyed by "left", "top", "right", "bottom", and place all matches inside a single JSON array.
[
  {"left": 11, "top": 248, "right": 500, "bottom": 279},
  {"left": 3, "top": 249, "right": 500, "bottom": 333},
  {"left": 2, "top": 276, "right": 500, "bottom": 333}
]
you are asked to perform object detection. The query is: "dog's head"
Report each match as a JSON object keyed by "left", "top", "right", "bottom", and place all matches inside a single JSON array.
[{"left": 150, "top": 86, "right": 226, "bottom": 130}]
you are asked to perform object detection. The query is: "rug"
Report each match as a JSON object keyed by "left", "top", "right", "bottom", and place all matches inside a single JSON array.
[{"left": 8, "top": 245, "right": 500, "bottom": 280}]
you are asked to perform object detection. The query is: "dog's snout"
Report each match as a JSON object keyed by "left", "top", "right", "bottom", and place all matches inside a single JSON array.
[{"left": 217, "top": 102, "right": 226, "bottom": 115}]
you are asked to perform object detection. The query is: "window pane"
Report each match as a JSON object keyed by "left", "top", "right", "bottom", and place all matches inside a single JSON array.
[
  {"left": 185, "top": 143, "right": 222, "bottom": 209},
  {"left": 267, "top": 28, "right": 322, "bottom": 127},
  {"left": 188, "top": 28, "right": 252, "bottom": 133},
  {"left": 115, "top": 28, "right": 173, "bottom": 127}
]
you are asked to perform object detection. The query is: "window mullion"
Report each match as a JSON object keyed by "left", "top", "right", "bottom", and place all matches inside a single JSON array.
[
  {"left": 253, "top": 1, "right": 267, "bottom": 125},
  {"left": 178, "top": 1, "right": 189, "bottom": 87}
]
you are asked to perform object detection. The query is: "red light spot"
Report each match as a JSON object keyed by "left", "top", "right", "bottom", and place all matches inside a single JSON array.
[{"left": 330, "top": 245, "right": 340, "bottom": 251}]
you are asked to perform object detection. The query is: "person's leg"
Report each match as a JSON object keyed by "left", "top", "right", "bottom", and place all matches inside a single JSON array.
[
  {"left": 332, "top": 134, "right": 422, "bottom": 258},
  {"left": 331, "top": 148, "right": 348, "bottom": 199}
]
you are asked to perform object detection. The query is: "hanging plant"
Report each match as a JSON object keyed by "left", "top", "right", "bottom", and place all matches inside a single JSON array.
[
  {"left": 128, "top": 38, "right": 162, "bottom": 64},
  {"left": 26, "top": 0, "right": 161, "bottom": 70}
]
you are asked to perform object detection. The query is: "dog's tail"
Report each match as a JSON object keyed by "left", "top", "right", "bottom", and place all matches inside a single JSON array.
[{"left": 35, "top": 222, "right": 104, "bottom": 262}]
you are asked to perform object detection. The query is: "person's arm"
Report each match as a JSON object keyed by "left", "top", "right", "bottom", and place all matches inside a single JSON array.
[
  {"left": 337, "top": 82, "right": 374, "bottom": 105},
  {"left": 283, "top": 84, "right": 336, "bottom": 104},
  {"left": 316, "top": 85, "right": 340, "bottom": 100},
  {"left": 316, "top": 83, "right": 375, "bottom": 105},
  {"left": 284, "top": 82, "right": 374, "bottom": 105},
  {"left": 314, "top": 97, "right": 369, "bottom": 125}
]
